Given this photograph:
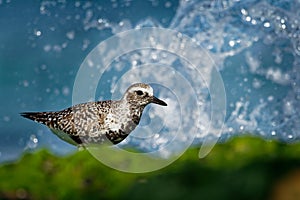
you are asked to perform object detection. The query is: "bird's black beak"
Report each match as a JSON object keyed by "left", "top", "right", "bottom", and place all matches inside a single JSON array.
[{"left": 151, "top": 96, "right": 167, "bottom": 106}]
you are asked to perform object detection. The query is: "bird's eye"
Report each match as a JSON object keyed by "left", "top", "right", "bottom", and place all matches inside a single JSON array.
[{"left": 136, "top": 90, "right": 144, "bottom": 96}]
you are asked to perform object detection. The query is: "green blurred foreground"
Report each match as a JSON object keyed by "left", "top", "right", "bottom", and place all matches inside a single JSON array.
[{"left": 1, "top": 136, "right": 300, "bottom": 200}]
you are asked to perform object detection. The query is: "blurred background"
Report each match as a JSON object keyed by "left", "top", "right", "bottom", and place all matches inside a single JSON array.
[{"left": 0, "top": 0, "right": 300, "bottom": 199}]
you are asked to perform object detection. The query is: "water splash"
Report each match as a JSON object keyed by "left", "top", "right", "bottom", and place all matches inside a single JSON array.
[
  {"left": 167, "top": 0, "right": 300, "bottom": 143},
  {"left": 25, "top": 134, "right": 39, "bottom": 150}
]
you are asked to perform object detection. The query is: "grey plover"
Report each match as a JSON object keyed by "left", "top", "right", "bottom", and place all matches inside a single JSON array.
[{"left": 21, "top": 83, "right": 167, "bottom": 146}]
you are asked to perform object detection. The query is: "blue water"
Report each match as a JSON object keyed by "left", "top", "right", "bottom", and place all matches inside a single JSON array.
[{"left": 0, "top": 0, "right": 299, "bottom": 163}]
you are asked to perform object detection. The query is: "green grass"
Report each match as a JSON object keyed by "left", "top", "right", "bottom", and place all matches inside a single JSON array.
[{"left": 1, "top": 136, "right": 300, "bottom": 200}]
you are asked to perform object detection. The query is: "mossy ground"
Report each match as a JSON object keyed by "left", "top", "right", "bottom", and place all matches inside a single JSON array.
[{"left": 1, "top": 136, "right": 300, "bottom": 200}]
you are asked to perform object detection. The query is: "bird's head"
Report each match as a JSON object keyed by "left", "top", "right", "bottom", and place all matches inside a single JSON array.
[{"left": 122, "top": 83, "right": 167, "bottom": 107}]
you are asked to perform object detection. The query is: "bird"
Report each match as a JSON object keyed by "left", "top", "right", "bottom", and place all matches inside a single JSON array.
[{"left": 20, "top": 83, "right": 167, "bottom": 147}]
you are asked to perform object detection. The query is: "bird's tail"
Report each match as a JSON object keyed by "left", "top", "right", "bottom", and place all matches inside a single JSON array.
[{"left": 20, "top": 112, "right": 53, "bottom": 125}]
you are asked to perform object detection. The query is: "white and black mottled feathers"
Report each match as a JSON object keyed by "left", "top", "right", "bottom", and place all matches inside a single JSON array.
[{"left": 21, "top": 83, "right": 167, "bottom": 146}]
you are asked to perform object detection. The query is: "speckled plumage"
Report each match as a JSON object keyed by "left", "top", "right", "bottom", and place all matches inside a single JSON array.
[{"left": 21, "top": 83, "right": 167, "bottom": 146}]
